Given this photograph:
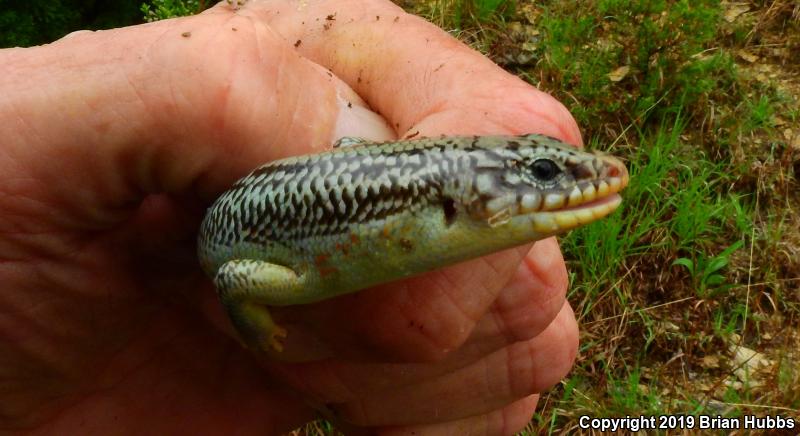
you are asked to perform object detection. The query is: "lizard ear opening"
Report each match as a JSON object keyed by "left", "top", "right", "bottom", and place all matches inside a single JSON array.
[{"left": 442, "top": 197, "right": 457, "bottom": 226}]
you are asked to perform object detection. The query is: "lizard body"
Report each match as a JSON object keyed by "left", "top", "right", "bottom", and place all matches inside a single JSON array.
[{"left": 198, "top": 134, "right": 628, "bottom": 352}]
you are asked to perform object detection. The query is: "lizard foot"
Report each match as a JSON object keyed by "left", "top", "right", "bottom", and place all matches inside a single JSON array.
[{"left": 265, "top": 325, "right": 288, "bottom": 353}]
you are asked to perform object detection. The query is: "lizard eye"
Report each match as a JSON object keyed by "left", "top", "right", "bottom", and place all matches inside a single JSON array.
[{"left": 530, "top": 159, "right": 560, "bottom": 181}]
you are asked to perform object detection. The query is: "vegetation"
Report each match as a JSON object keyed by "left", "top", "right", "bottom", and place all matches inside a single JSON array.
[
  {"left": 141, "top": 0, "right": 208, "bottom": 22},
  {"left": 2, "top": 0, "right": 797, "bottom": 433},
  {"left": 0, "top": 0, "right": 211, "bottom": 47},
  {"left": 0, "top": 0, "right": 143, "bottom": 47},
  {"left": 410, "top": 0, "right": 798, "bottom": 433}
]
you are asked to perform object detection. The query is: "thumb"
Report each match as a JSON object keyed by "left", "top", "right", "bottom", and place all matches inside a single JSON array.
[{"left": 0, "top": 7, "right": 392, "bottom": 234}]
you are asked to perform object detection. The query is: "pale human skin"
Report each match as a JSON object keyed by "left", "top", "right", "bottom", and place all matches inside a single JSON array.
[{"left": 0, "top": 0, "right": 580, "bottom": 434}]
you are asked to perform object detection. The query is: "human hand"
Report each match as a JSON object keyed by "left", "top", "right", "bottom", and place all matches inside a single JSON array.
[{"left": 0, "top": 0, "right": 580, "bottom": 434}]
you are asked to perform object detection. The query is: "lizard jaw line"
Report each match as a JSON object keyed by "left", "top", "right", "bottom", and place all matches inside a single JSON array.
[{"left": 531, "top": 194, "right": 623, "bottom": 234}]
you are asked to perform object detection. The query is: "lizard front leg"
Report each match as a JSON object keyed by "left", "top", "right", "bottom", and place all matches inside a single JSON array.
[{"left": 214, "top": 259, "right": 306, "bottom": 353}]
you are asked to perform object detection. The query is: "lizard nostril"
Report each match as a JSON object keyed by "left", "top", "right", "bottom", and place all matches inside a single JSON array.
[{"left": 597, "top": 155, "right": 628, "bottom": 180}]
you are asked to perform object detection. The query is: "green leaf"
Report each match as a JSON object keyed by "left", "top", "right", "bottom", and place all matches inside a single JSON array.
[
  {"left": 705, "top": 256, "right": 730, "bottom": 275},
  {"left": 705, "top": 274, "right": 725, "bottom": 286},
  {"left": 672, "top": 257, "right": 695, "bottom": 274}
]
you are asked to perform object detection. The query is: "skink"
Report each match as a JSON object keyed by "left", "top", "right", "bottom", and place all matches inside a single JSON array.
[{"left": 198, "top": 134, "right": 629, "bottom": 353}]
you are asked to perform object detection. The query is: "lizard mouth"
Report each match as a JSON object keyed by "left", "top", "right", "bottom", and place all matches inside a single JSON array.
[{"left": 528, "top": 155, "right": 629, "bottom": 234}]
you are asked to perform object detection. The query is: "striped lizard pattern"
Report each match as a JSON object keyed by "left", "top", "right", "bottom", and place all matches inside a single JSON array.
[{"left": 198, "top": 134, "right": 629, "bottom": 353}]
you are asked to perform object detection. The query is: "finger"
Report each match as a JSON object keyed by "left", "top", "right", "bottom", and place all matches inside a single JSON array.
[
  {"left": 270, "top": 303, "right": 577, "bottom": 426},
  {"left": 263, "top": 240, "right": 567, "bottom": 396},
  {"left": 1, "top": 9, "right": 392, "bottom": 233},
  {"left": 380, "top": 395, "right": 538, "bottom": 436},
  {"left": 364, "top": 237, "right": 568, "bottom": 362},
  {"left": 471, "top": 237, "right": 570, "bottom": 346},
  {"left": 336, "top": 303, "right": 576, "bottom": 426},
  {"left": 240, "top": 0, "right": 582, "bottom": 144},
  {"left": 276, "top": 244, "right": 531, "bottom": 361},
  {"left": 277, "top": 237, "right": 567, "bottom": 362}
]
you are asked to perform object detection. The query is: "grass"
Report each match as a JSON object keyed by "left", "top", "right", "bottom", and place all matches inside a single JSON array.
[{"left": 406, "top": 0, "right": 799, "bottom": 433}]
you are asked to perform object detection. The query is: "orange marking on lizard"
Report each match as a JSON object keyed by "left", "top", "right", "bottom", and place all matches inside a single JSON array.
[
  {"left": 318, "top": 266, "right": 338, "bottom": 278},
  {"left": 314, "top": 253, "right": 330, "bottom": 266},
  {"left": 335, "top": 242, "right": 351, "bottom": 257}
]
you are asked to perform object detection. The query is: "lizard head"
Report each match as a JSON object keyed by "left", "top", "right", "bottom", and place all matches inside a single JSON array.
[{"left": 457, "top": 134, "right": 629, "bottom": 235}]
